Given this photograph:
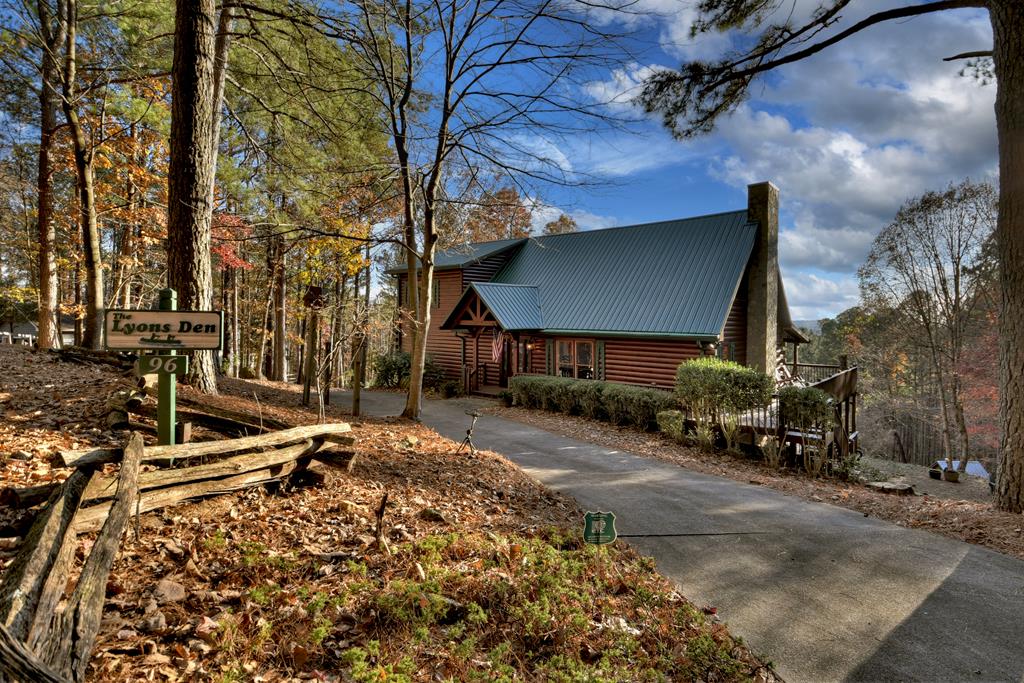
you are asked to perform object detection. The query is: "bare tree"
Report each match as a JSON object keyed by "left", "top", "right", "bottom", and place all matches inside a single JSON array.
[
  {"left": 328, "top": 0, "right": 633, "bottom": 418},
  {"left": 860, "top": 180, "right": 997, "bottom": 473},
  {"left": 635, "top": 0, "right": 1024, "bottom": 512}
]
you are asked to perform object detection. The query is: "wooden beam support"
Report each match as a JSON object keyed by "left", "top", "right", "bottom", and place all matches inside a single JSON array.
[
  {"left": 56, "top": 423, "right": 352, "bottom": 468},
  {"left": 0, "top": 469, "right": 94, "bottom": 642},
  {"left": 72, "top": 445, "right": 339, "bottom": 535},
  {"left": 35, "top": 433, "right": 144, "bottom": 682}
]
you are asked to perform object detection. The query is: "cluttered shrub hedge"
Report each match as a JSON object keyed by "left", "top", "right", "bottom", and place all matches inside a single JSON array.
[
  {"left": 778, "top": 385, "right": 834, "bottom": 430},
  {"left": 672, "top": 357, "right": 774, "bottom": 451},
  {"left": 509, "top": 376, "right": 674, "bottom": 430},
  {"left": 371, "top": 351, "right": 448, "bottom": 391}
]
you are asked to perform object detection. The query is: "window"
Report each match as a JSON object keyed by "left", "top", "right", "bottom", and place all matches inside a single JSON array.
[
  {"left": 576, "top": 341, "right": 593, "bottom": 379},
  {"left": 555, "top": 339, "right": 594, "bottom": 379},
  {"left": 432, "top": 277, "right": 441, "bottom": 309}
]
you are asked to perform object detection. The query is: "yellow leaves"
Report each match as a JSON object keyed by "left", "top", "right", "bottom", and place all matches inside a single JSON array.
[{"left": 298, "top": 232, "right": 369, "bottom": 284}]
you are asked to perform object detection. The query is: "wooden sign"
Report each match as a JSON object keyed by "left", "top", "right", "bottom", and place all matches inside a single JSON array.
[
  {"left": 135, "top": 355, "right": 189, "bottom": 376},
  {"left": 104, "top": 310, "right": 223, "bottom": 350}
]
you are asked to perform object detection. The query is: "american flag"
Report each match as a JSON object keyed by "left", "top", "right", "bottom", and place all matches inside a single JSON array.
[{"left": 491, "top": 331, "right": 504, "bottom": 362}]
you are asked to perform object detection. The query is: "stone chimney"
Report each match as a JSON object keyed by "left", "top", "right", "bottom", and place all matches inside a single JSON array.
[{"left": 745, "top": 182, "right": 779, "bottom": 374}]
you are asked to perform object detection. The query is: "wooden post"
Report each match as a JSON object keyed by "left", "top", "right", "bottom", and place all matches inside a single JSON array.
[
  {"left": 157, "top": 288, "right": 176, "bottom": 446},
  {"left": 839, "top": 354, "right": 848, "bottom": 371}
]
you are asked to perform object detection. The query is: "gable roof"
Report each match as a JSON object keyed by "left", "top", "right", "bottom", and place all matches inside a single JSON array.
[
  {"left": 486, "top": 210, "right": 757, "bottom": 339},
  {"left": 386, "top": 238, "right": 526, "bottom": 275},
  {"left": 443, "top": 282, "right": 543, "bottom": 331}
]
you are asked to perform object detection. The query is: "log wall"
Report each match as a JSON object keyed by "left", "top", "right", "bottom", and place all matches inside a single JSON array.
[
  {"left": 722, "top": 276, "right": 748, "bottom": 365},
  {"left": 603, "top": 337, "right": 701, "bottom": 387},
  {"left": 397, "top": 270, "right": 466, "bottom": 379}
]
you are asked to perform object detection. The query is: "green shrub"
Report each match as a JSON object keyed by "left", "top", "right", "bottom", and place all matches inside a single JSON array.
[
  {"left": 603, "top": 383, "right": 676, "bottom": 430},
  {"left": 440, "top": 380, "right": 462, "bottom": 399},
  {"left": 675, "top": 357, "right": 773, "bottom": 417},
  {"left": 778, "top": 386, "right": 835, "bottom": 430},
  {"left": 373, "top": 351, "right": 411, "bottom": 388},
  {"left": 548, "top": 377, "right": 579, "bottom": 413},
  {"left": 509, "top": 376, "right": 672, "bottom": 430},
  {"left": 657, "top": 410, "right": 686, "bottom": 442},
  {"left": 778, "top": 386, "right": 835, "bottom": 477},
  {"left": 674, "top": 358, "right": 773, "bottom": 451},
  {"left": 572, "top": 380, "right": 606, "bottom": 420},
  {"left": 372, "top": 351, "right": 448, "bottom": 390},
  {"left": 422, "top": 356, "right": 447, "bottom": 390}
]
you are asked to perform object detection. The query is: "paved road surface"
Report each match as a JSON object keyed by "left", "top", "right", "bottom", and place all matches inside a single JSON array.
[{"left": 340, "top": 391, "right": 1024, "bottom": 683}]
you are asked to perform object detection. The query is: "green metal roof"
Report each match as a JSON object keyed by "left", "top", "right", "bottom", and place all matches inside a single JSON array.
[
  {"left": 490, "top": 211, "right": 757, "bottom": 338},
  {"left": 441, "top": 283, "right": 543, "bottom": 331},
  {"left": 435, "top": 238, "right": 525, "bottom": 269},
  {"left": 387, "top": 238, "right": 526, "bottom": 275}
]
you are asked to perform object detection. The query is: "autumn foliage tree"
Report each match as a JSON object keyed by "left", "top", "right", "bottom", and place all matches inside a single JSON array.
[
  {"left": 464, "top": 186, "right": 533, "bottom": 242},
  {"left": 543, "top": 213, "right": 578, "bottom": 235},
  {"left": 860, "top": 180, "right": 997, "bottom": 473}
]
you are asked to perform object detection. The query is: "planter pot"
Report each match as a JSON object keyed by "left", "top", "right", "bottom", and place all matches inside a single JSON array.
[{"left": 942, "top": 469, "right": 960, "bottom": 483}]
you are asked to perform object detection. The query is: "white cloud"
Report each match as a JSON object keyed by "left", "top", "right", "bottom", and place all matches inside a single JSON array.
[
  {"left": 783, "top": 270, "right": 861, "bottom": 320},
  {"left": 584, "top": 62, "right": 669, "bottom": 111},
  {"left": 779, "top": 224, "right": 875, "bottom": 274},
  {"left": 527, "top": 198, "right": 618, "bottom": 233}
]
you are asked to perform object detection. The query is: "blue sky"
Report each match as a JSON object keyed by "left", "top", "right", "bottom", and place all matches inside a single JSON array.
[{"left": 522, "top": 1, "right": 997, "bottom": 320}]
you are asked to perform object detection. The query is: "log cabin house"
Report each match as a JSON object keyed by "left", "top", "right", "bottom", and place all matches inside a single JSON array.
[{"left": 392, "top": 181, "right": 809, "bottom": 394}]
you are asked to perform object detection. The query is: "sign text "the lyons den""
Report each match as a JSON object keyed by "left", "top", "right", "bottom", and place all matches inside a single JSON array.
[{"left": 104, "top": 310, "right": 224, "bottom": 350}]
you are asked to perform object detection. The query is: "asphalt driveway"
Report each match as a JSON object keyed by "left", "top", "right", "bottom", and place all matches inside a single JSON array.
[{"left": 338, "top": 390, "right": 1024, "bottom": 683}]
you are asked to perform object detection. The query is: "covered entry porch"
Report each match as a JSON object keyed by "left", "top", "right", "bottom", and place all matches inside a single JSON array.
[{"left": 440, "top": 282, "right": 543, "bottom": 395}]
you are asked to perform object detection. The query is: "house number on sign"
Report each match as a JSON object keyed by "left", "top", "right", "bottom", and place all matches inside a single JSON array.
[{"left": 135, "top": 355, "right": 189, "bottom": 376}]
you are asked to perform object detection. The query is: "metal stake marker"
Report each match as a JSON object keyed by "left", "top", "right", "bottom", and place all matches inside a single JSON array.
[{"left": 157, "top": 288, "right": 177, "bottom": 446}]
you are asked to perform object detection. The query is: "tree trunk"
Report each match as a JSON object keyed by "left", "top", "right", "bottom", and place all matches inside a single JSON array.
[
  {"left": 302, "top": 309, "right": 318, "bottom": 406},
  {"left": 951, "top": 372, "right": 970, "bottom": 473},
  {"left": 61, "top": 0, "right": 103, "bottom": 351},
  {"left": 72, "top": 266, "right": 82, "bottom": 346},
  {"left": 272, "top": 241, "right": 288, "bottom": 381},
  {"left": 230, "top": 267, "right": 240, "bottom": 376},
  {"left": 34, "top": 0, "right": 65, "bottom": 351},
  {"left": 256, "top": 240, "right": 277, "bottom": 379},
  {"left": 402, "top": 257, "right": 434, "bottom": 419},
  {"left": 993, "top": 0, "right": 1024, "bottom": 513},
  {"left": 168, "top": 0, "right": 219, "bottom": 393}
]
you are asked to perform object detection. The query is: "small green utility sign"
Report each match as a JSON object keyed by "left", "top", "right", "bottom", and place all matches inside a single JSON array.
[{"left": 583, "top": 511, "right": 617, "bottom": 545}]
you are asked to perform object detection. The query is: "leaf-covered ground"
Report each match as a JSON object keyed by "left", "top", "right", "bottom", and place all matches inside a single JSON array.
[
  {"left": 485, "top": 405, "right": 1024, "bottom": 561},
  {"left": 1, "top": 346, "right": 774, "bottom": 681}
]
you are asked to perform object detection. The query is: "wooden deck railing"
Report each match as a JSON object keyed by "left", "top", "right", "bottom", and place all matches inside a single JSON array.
[{"left": 792, "top": 362, "right": 842, "bottom": 384}]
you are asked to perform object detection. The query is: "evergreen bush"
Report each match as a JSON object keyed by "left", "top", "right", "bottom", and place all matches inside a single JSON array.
[
  {"left": 372, "top": 351, "right": 448, "bottom": 390},
  {"left": 372, "top": 351, "right": 411, "bottom": 388},
  {"left": 657, "top": 410, "right": 686, "bottom": 442},
  {"left": 778, "top": 386, "right": 835, "bottom": 430},
  {"left": 603, "top": 383, "right": 677, "bottom": 430},
  {"left": 508, "top": 376, "right": 673, "bottom": 430},
  {"left": 673, "top": 357, "right": 773, "bottom": 451}
]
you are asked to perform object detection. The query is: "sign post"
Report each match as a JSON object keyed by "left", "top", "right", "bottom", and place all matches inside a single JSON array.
[
  {"left": 157, "top": 288, "right": 177, "bottom": 446},
  {"left": 103, "top": 288, "right": 223, "bottom": 447}
]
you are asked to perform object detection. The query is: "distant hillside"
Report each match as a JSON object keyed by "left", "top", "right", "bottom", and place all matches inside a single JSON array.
[{"left": 794, "top": 319, "right": 823, "bottom": 335}]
